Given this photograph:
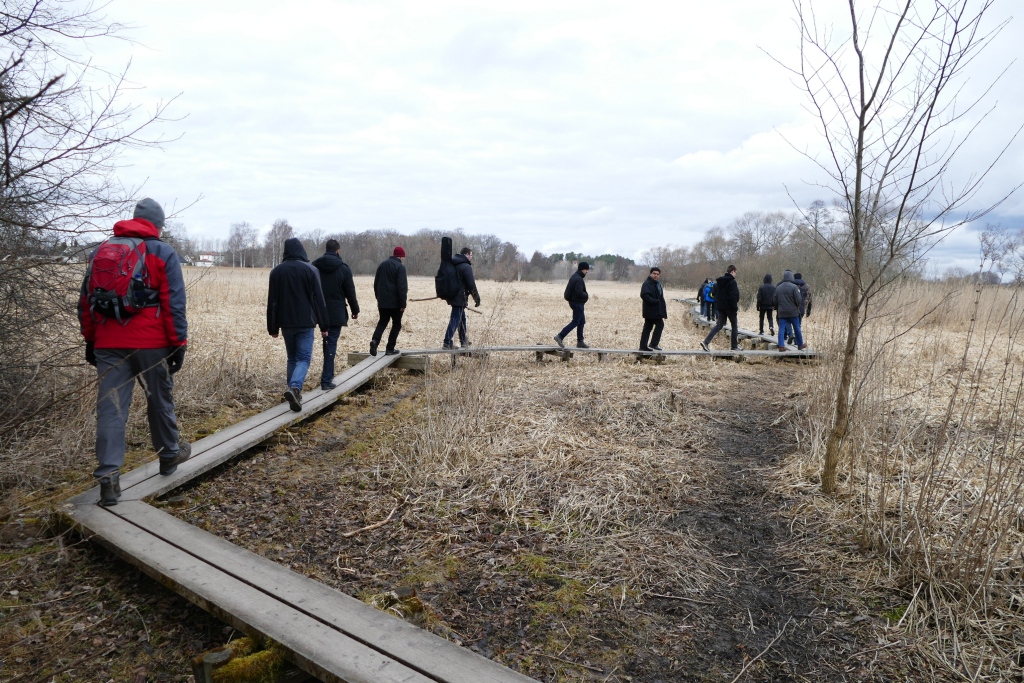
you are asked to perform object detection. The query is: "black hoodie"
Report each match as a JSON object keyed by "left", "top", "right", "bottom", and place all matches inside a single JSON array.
[
  {"left": 267, "top": 238, "right": 329, "bottom": 334},
  {"left": 714, "top": 271, "right": 740, "bottom": 313},
  {"left": 312, "top": 251, "right": 360, "bottom": 326},
  {"left": 448, "top": 253, "right": 481, "bottom": 308},
  {"left": 756, "top": 274, "right": 776, "bottom": 311}
]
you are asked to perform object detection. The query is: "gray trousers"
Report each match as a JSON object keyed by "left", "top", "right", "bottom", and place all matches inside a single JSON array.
[{"left": 93, "top": 348, "right": 180, "bottom": 479}]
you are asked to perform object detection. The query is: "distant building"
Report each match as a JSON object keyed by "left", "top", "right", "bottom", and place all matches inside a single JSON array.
[{"left": 197, "top": 252, "right": 221, "bottom": 267}]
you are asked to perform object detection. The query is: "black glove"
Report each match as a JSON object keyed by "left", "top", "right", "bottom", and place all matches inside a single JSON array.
[
  {"left": 85, "top": 342, "right": 96, "bottom": 367},
  {"left": 474, "top": 298, "right": 481, "bottom": 307},
  {"left": 806, "top": 302, "right": 812, "bottom": 317},
  {"left": 166, "top": 346, "right": 186, "bottom": 374}
]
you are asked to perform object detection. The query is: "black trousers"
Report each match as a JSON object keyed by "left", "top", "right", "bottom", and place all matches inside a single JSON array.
[
  {"left": 758, "top": 309, "right": 775, "bottom": 333},
  {"left": 372, "top": 307, "right": 404, "bottom": 351},
  {"left": 703, "top": 309, "right": 739, "bottom": 349},
  {"left": 640, "top": 318, "right": 664, "bottom": 349}
]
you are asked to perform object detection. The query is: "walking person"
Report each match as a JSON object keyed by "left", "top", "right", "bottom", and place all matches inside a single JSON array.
[
  {"left": 640, "top": 267, "right": 668, "bottom": 351},
  {"left": 773, "top": 270, "right": 807, "bottom": 351},
  {"left": 702, "top": 278, "right": 716, "bottom": 321},
  {"left": 442, "top": 247, "right": 481, "bottom": 349},
  {"left": 268, "top": 238, "right": 330, "bottom": 412},
  {"left": 756, "top": 274, "right": 777, "bottom": 336},
  {"left": 78, "top": 198, "right": 191, "bottom": 506},
  {"left": 554, "top": 261, "right": 590, "bottom": 349},
  {"left": 371, "top": 246, "right": 408, "bottom": 356},
  {"left": 312, "top": 239, "right": 359, "bottom": 390},
  {"left": 699, "top": 265, "right": 740, "bottom": 352},
  {"left": 697, "top": 279, "right": 709, "bottom": 319}
]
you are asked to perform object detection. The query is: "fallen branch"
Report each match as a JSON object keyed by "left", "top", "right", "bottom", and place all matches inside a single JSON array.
[
  {"left": 341, "top": 499, "right": 406, "bottom": 538},
  {"left": 729, "top": 616, "right": 792, "bottom": 683}
]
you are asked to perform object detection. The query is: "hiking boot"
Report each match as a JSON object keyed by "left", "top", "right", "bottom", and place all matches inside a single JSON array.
[
  {"left": 699, "top": 342, "right": 710, "bottom": 352},
  {"left": 321, "top": 382, "right": 337, "bottom": 391},
  {"left": 577, "top": 341, "right": 590, "bottom": 349},
  {"left": 160, "top": 442, "right": 192, "bottom": 476},
  {"left": 369, "top": 340, "right": 379, "bottom": 356},
  {"left": 731, "top": 347, "right": 741, "bottom": 351},
  {"left": 385, "top": 348, "right": 400, "bottom": 356},
  {"left": 798, "top": 344, "right": 809, "bottom": 351},
  {"left": 639, "top": 346, "right": 652, "bottom": 352},
  {"left": 778, "top": 346, "right": 787, "bottom": 352},
  {"left": 284, "top": 386, "right": 302, "bottom": 412},
  {"left": 98, "top": 472, "right": 121, "bottom": 506},
  {"left": 553, "top": 334, "right": 564, "bottom": 348},
  {"left": 460, "top": 340, "right": 472, "bottom": 348},
  {"left": 442, "top": 342, "right": 455, "bottom": 350},
  {"left": 769, "top": 329, "right": 776, "bottom": 335},
  {"left": 650, "top": 344, "right": 662, "bottom": 351}
]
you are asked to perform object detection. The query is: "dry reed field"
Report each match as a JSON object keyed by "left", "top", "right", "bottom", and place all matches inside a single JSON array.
[{"left": 2, "top": 266, "right": 1022, "bottom": 681}]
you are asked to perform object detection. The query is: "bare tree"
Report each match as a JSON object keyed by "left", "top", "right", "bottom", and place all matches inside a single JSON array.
[{"left": 782, "top": 0, "right": 1020, "bottom": 493}]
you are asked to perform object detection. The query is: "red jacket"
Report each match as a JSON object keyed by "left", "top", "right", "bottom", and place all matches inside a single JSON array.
[{"left": 78, "top": 218, "right": 189, "bottom": 349}]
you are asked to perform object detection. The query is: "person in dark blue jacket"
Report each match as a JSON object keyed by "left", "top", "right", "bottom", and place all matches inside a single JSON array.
[
  {"left": 268, "top": 238, "right": 330, "bottom": 412},
  {"left": 640, "top": 267, "right": 668, "bottom": 351},
  {"left": 443, "top": 247, "right": 481, "bottom": 349},
  {"left": 554, "top": 262, "right": 590, "bottom": 349},
  {"left": 312, "top": 239, "right": 359, "bottom": 390}
]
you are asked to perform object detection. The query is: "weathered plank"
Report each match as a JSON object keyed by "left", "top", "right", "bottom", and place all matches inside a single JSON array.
[
  {"left": 70, "top": 355, "right": 399, "bottom": 506},
  {"left": 63, "top": 503, "right": 435, "bottom": 683},
  {"left": 348, "top": 353, "right": 429, "bottom": 372},
  {"left": 114, "top": 502, "right": 537, "bottom": 683}
]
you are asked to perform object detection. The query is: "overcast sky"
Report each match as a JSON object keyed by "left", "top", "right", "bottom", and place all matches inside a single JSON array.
[{"left": 87, "top": 0, "right": 1023, "bottom": 271}]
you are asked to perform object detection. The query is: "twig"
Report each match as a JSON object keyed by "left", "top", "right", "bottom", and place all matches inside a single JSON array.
[
  {"left": 647, "top": 592, "right": 716, "bottom": 605},
  {"left": 341, "top": 499, "right": 407, "bottom": 538},
  {"left": 10, "top": 588, "right": 93, "bottom": 609},
  {"left": 729, "top": 616, "right": 793, "bottom": 683},
  {"left": 535, "top": 652, "right": 605, "bottom": 673},
  {"left": 23, "top": 646, "right": 118, "bottom": 683}
]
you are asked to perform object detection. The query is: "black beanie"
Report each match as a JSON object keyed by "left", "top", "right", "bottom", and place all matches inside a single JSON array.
[
  {"left": 577, "top": 261, "right": 590, "bottom": 271},
  {"left": 133, "top": 198, "right": 165, "bottom": 228}
]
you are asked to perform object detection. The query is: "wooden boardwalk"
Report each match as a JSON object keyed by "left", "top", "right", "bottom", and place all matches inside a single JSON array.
[{"left": 61, "top": 329, "right": 816, "bottom": 681}]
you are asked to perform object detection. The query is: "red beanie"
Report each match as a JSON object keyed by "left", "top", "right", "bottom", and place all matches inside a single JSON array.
[{"left": 393, "top": 246, "right": 406, "bottom": 258}]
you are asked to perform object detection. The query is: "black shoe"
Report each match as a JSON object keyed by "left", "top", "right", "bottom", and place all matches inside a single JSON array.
[
  {"left": 284, "top": 387, "right": 302, "bottom": 412},
  {"left": 460, "top": 340, "right": 472, "bottom": 348},
  {"left": 442, "top": 342, "right": 455, "bottom": 350},
  {"left": 769, "top": 329, "right": 776, "bottom": 335},
  {"left": 160, "top": 442, "right": 192, "bottom": 476},
  {"left": 731, "top": 347, "right": 741, "bottom": 351},
  {"left": 640, "top": 346, "right": 652, "bottom": 352},
  {"left": 553, "top": 334, "right": 564, "bottom": 348},
  {"left": 385, "top": 348, "right": 400, "bottom": 356},
  {"left": 369, "top": 340, "right": 379, "bottom": 356},
  {"left": 650, "top": 345, "right": 662, "bottom": 351},
  {"left": 699, "top": 342, "right": 710, "bottom": 352},
  {"left": 577, "top": 341, "right": 590, "bottom": 349},
  {"left": 321, "top": 382, "right": 337, "bottom": 391},
  {"left": 98, "top": 472, "right": 121, "bottom": 506}
]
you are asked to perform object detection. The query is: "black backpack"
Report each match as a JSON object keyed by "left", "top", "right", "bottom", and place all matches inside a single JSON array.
[{"left": 434, "top": 236, "right": 461, "bottom": 300}]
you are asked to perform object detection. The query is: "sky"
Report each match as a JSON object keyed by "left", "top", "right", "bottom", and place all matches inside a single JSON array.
[{"left": 81, "top": 0, "right": 1024, "bottom": 272}]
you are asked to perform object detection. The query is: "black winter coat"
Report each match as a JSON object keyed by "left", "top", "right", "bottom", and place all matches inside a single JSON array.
[
  {"left": 756, "top": 277, "right": 776, "bottom": 311},
  {"left": 312, "top": 252, "right": 359, "bottom": 327},
  {"left": 640, "top": 277, "right": 668, "bottom": 319},
  {"left": 373, "top": 255, "right": 408, "bottom": 309},
  {"left": 714, "top": 272, "right": 740, "bottom": 313},
  {"left": 267, "top": 238, "right": 329, "bottom": 334},
  {"left": 794, "top": 279, "right": 812, "bottom": 316},
  {"left": 448, "top": 253, "right": 481, "bottom": 308},
  {"left": 564, "top": 271, "right": 589, "bottom": 304}
]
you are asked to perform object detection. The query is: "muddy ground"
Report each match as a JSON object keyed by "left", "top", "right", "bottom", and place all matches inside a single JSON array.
[{"left": 1, "top": 361, "right": 928, "bottom": 682}]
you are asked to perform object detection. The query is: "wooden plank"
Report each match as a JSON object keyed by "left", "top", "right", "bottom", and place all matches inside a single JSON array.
[
  {"left": 108, "top": 355, "right": 399, "bottom": 502},
  {"left": 115, "top": 502, "right": 537, "bottom": 683},
  {"left": 348, "top": 353, "right": 428, "bottom": 372},
  {"left": 63, "top": 503, "right": 434, "bottom": 683}
]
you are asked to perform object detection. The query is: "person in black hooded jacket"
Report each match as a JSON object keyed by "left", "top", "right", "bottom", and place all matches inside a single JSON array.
[
  {"left": 371, "top": 246, "right": 409, "bottom": 356},
  {"left": 756, "top": 273, "right": 776, "bottom": 335},
  {"left": 554, "top": 262, "right": 590, "bottom": 348},
  {"left": 268, "top": 238, "right": 329, "bottom": 412},
  {"left": 443, "top": 247, "right": 481, "bottom": 349},
  {"left": 700, "top": 265, "right": 740, "bottom": 351},
  {"left": 312, "top": 239, "right": 360, "bottom": 390},
  {"left": 639, "top": 267, "right": 668, "bottom": 351}
]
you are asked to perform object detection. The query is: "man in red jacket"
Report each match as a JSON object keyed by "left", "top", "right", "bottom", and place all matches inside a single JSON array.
[{"left": 78, "top": 198, "right": 191, "bottom": 506}]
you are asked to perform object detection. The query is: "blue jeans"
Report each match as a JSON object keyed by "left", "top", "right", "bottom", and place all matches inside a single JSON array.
[
  {"left": 778, "top": 317, "right": 804, "bottom": 348},
  {"left": 559, "top": 302, "right": 586, "bottom": 342},
  {"left": 321, "top": 325, "right": 342, "bottom": 386},
  {"left": 282, "top": 327, "right": 314, "bottom": 389},
  {"left": 444, "top": 307, "right": 467, "bottom": 346}
]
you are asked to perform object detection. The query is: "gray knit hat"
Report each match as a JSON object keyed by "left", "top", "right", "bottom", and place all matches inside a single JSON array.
[{"left": 133, "top": 198, "right": 165, "bottom": 228}]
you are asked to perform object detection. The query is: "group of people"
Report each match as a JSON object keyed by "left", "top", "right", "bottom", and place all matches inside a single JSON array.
[
  {"left": 77, "top": 200, "right": 810, "bottom": 507},
  {"left": 697, "top": 266, "right": 812, "bottom": 352}
]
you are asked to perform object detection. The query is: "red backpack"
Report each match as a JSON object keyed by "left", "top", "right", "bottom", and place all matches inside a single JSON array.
[{"left": 85, "top": 237, "right": 158, "bottom": 323}]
